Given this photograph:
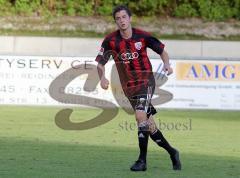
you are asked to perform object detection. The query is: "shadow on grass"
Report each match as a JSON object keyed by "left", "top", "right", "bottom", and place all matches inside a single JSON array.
[{"left": 0, "top": 138, "right": 239, "bottom": 178}]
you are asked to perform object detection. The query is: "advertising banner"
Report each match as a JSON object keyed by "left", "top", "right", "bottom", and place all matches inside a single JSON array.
[{"left": 0, "top": 55, "right": 239, "bottom": 110}]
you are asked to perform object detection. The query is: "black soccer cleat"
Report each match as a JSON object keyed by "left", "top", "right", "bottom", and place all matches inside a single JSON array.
[
  {"left": 130, "top": 159, "right": 147, "bottom": 171},
  {"left": 170, "top": 149, "right": 182, "bottom": 170}
]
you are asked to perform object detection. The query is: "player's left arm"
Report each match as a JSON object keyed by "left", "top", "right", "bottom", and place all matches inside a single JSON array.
[
  {"left": 160, "top": 50, "right": 173, "bottom": 76},
  {"left": 146, "top": 34, "right": 173, "bottom": 76}
]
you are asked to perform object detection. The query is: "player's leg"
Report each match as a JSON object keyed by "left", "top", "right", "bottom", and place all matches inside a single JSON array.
[
  {"left": 136, "top": 111, "right": 149, "bottom": 162},
  {"left": 128, "top": 89, "right": 155, "bottom": 171},
  {"left": 130, "top": 108, "right": 149, "bottom": 171},
  {"left": 129, "top": 83, "right": 157, "bottom": 171},
  {"left": 147, "top": 112, "right": 181, "bottom": 170}
]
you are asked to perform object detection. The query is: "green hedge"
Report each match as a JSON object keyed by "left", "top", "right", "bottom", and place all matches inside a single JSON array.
[{"left": 0, "top": 0, "right": 239, "bottom": 21}]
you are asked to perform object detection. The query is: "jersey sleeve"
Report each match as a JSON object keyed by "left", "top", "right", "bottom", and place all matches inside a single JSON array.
[
  {"left": 146, "top": 34, "right": 165, "bottom": 55},
  {"left": 95, "top": 38, "right": 111, "bottom": 65}
]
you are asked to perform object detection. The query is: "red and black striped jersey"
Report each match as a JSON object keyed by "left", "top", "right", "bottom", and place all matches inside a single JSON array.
[{"left": 95, "top": 28, "right": 165, "bottom": 95}]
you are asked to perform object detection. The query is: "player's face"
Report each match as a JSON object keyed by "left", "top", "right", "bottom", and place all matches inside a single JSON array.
[{"left": 115, "top": 10, "right": 131, "bottom": 31}]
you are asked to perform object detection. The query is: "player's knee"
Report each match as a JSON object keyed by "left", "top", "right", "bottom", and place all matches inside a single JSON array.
[
  {"left": 148, "top": 116, "right": 158, "bottom": 134},
  {"left": 138, "top": 120, "right": 149, "bottom": 132},
  {"left": 135, "top": 111, "right": 147, "bottom": 123}
]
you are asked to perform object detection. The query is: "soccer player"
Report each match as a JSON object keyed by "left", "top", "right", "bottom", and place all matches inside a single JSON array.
[{"left": 95, "top": 5, "right": 181, "bottom": 171}]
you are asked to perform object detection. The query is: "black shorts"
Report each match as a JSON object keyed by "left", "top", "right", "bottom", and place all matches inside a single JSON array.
[{"left": 126, "top": 82, "right": 157, "bottom": 118}]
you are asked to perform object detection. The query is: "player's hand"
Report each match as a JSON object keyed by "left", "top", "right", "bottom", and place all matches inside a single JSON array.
[
  {"left": 163, "top": 63, "right": 173, "bottom": 76},
  {"left": 100, "top": 77, "right": 109, "bottom": 90}
]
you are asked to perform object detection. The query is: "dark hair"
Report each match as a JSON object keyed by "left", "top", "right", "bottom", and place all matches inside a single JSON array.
[{"left": 112, "top": 5, "right": 132, "bottom": 19}]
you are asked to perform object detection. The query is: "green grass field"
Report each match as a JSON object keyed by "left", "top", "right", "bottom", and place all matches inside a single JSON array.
[{"left": 0, "top": 106, "right": 239, "bottom": 178}]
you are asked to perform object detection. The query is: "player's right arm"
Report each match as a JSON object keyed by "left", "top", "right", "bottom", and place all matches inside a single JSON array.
[
  {"left": 95, "top": 38, "right": 110, "bottom": 90},
  {"left": 97, "top": 63, "right": 109, "bottom": 90}
]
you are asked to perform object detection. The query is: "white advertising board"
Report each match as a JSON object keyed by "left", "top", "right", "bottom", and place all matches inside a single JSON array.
[{"left": 0, "top": 55, "right": 239, "bottom": 110}]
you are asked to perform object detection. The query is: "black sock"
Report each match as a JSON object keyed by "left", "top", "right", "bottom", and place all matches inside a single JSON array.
[
  {"left": 150, "top": 129, "right": 175, "bottom": 155},
  {"left": 137, "top": 125, "right": 150, "bottom": 162}
]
